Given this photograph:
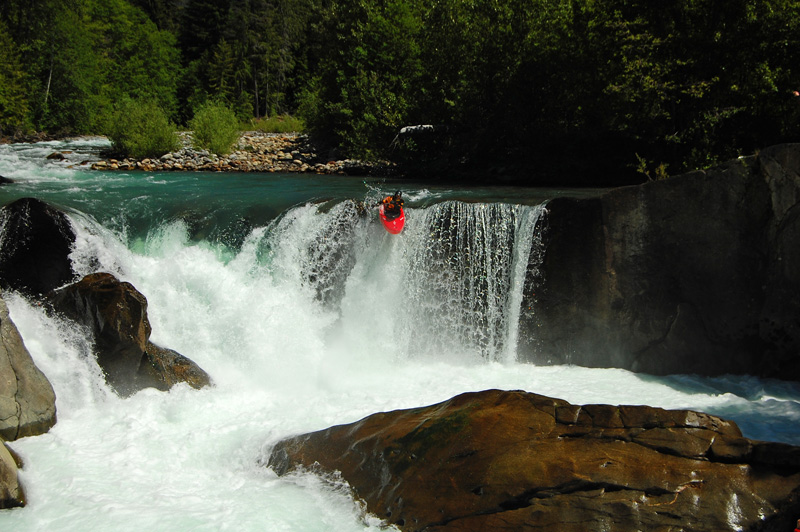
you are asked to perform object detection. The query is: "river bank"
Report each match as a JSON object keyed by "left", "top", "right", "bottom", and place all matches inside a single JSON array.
[
  {"left": 2, "top": 131, "right": 394, "bottom": 176},
  {"left": 88, "top": 131, "right": 395, "bottom": 176}
]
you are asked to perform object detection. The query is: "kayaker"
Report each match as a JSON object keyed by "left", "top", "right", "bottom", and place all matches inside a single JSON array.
[{"left": 378, "top": 191, "right": 404, "bottom": 221}]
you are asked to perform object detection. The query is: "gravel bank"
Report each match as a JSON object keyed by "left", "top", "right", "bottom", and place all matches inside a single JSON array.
[{"left": 90, "top": 132, "right": 393, "bottom": 176}]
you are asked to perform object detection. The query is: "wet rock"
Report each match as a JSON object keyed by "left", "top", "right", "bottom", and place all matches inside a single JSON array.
[
  {"left": 48, "top": 272, "right": 211, "bottom": 396},
  {"left": 138, "top": 342, "right": 211, "bottom": 392},
  {"left": 0, "top": 296, "right": 57, "bottom": 441},
  {"left": 521, "top": 144, "right": 800, "bottom": 380},
  {"left": 0, "top": 176, "right": 13, "bottom": 185},
  {"left": 268, "top": 389, "right": 800, "bottom": 532},
  {"left": 49, "top": 272, "right": 150, "bottom": 395},
  {"left": 0, "top": 197, "right": 77, "bottom": 297},
  {"left": 0, "top": 440, "right": 24, "bottom": 509}
]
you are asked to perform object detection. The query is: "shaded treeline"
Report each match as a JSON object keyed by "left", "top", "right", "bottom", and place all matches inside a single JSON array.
[{"left": 2, "top": 0, "right": 799, "bottom": 184}]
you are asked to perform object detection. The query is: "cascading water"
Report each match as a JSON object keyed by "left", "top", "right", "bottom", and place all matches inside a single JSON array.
[
  {"left": 257, "top": 199, "right": 545, "bottom": 363},
  {"left": 390, "top": 201, "right": 543, "bottom": 362},
  {"left": 1, "top": 138, "right": 800, "bottom": 532}
]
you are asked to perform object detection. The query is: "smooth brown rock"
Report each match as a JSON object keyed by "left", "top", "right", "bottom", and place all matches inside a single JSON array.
[
  {"left": 49, "top": 272, "right": 150, "bottom": 394},
  {"left": 0, "top": 296, "right": 56, "bottom": 441},
  {"left": 138, "top": 342, "right": 211, "bottom": 392},
  {"left": 0, "top": 440, "right": 24, "bottom": 509},
  {"left": 269, "top": 389, "right": 800, "bottom": 532},
  {"left": 49, "top": 272, "right": 210, "bottom": 396}
]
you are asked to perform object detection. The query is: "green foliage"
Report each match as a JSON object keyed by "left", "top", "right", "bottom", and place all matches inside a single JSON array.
[
  {"left": 299, "top": 0, "right": 800, "bottom": 180},
  {"left": 178, "top": 0, "right": 313, "bottom": 122},
  {"left": 250, "top": 115, "right": 304, "bottom": 133},
  {"left": 0, "top": 19, "right": 31, "bottom": 135},
  {"left": 1, "top": 0, "right": 180, "bottom": 135},
  {"left": 189, "top": 101, "right": 240, "bottom": 155},
  {"left": 300, "top": 0, "right": 423, "bottom": 159},
  {"left": 635, "top": 154, "right": 670, "bottom": 181},
  {"left": 3, "top": 0, "right": 800, "bottom": 183},
  {"left": 107, "top": 98, "right": 180, "bottom": 159}
]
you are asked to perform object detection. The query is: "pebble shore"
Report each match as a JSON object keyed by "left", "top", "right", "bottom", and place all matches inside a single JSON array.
[{"left": 90, "top": 132, "right": 393, "bottom": 175}]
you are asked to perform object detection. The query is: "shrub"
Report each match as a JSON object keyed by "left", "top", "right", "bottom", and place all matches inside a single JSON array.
[
  {"left": 108, "top": 99, "right": 179, "bottom": 159},
  {"left": 250, "top": 115, "right": 305, "bottom": 134},
  {"left": 189, "top": 101, "right": 240, "bottom": 155}
]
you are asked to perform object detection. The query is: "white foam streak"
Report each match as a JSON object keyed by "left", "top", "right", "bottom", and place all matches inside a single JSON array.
[{"left": 0, "top": 137, "right": 109, "bottom": 181}]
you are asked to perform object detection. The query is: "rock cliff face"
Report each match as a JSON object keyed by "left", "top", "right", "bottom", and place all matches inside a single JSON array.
[
  {"left": 520, "top": 144, "right": 800, "bottom": 380},
  {"left": 268, "top": 389, "right": 800, "bottom": 532}
]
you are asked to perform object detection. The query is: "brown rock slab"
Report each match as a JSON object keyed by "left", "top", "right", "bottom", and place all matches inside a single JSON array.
[
  {"left": 138, "top": 341, "right": 211, "bottom": 392},
  {"left": 49, "top": 272, "right": 151, "bottom": 394},
  {"left": 269, "top": 389, "right": 800, "bottom": 532}
]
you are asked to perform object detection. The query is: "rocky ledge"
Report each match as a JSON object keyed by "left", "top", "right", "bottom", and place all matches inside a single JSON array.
[
  {"left": 518, "top": 143, "right": 800, "bottom": 381},
  {"left": 269, "top": 389, "right": 800, "bottom": 532},
  {"left": 90, "top": 132, "right": 394, "bottom": 175}
]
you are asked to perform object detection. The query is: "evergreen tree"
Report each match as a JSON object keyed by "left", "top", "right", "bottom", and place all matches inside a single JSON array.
[
  {"left": 301, "top": 0, "right": 424, "bottom": 159},
  {"left": 1, "top": 0, "right": 179, "bottom": 134},
  {"left": 179, "top": 0, "right": 231, "bottom": 64},
  {"left": 2, "top": 0, "right": 799, "bottom": 183},
  {"left": 128, "top": 0, "right": 185, "bottom": 32},
  {"left": 0, "top": 19, "right": 31, "bottom": 135}
]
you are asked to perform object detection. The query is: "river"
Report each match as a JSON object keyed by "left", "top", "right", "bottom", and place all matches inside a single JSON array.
[{"left": 1, "top": 137, "right": 799, "bottom": 531}]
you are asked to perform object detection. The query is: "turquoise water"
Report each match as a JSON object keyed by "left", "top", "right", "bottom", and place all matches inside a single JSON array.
[
  {"left": 0, "top": 137, "right": 600, "bottom": 243},
  {"left": 1, "top": 138, "right": 799, "bottom": 531}
]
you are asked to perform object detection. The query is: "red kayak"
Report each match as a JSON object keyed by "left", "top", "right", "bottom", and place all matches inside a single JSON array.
[{"left": 379, "top": 204, "right": 405, "bottom": 234}]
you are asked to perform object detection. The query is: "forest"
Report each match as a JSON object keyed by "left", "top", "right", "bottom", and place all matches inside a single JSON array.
[{"left": 2, "top": 0, "right": 800, "bottom": 184}]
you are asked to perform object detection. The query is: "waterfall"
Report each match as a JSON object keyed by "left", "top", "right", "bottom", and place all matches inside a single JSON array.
[{"left": 255, "top": 199, "right": 546, "bottom": 363}]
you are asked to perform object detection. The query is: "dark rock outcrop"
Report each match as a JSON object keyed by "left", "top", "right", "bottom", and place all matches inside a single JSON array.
[
  {"left": 0, "top": 296, "right": 57, "bottom": 441},
  {"left": 268, "top": 389, "right": 800, "bottom": 532},
  {"left": 0, "top": 198, "right": 77, "bottom": 297},
  {"left": 49, "top": 272, "right": 211, "bottom": 396},
  {"left": 520, "top": 144, "right": 800, "bottom": 380}
]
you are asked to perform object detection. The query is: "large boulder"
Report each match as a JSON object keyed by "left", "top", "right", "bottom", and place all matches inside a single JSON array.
[
  {"left": 48, "top": 272, "right": 211, "bottom": 396},
  {"left": 268, "top": 389, "right": 800, "bottom": 532},
  {"left": 0, "top": 295, "right": 56, "bottom": 441},
  {"left": 519, "top": 144, "right": 800, "bottom": 379},
  {"left": 0, "top": 197, "right": 77, "bottom": 296}
]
